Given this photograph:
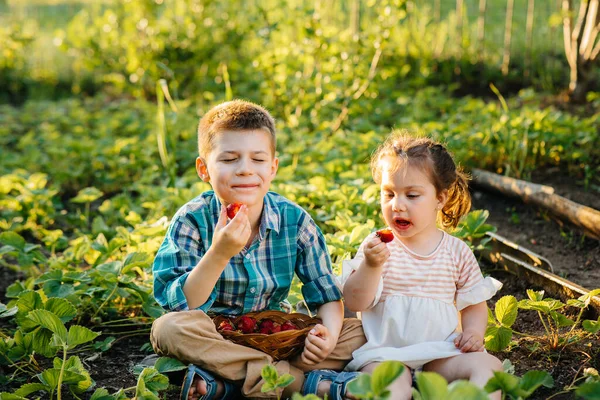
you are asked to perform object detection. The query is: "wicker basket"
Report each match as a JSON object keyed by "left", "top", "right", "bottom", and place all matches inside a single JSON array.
[{"left": 212, "top": 310, "right": 321, "bottom": 360}]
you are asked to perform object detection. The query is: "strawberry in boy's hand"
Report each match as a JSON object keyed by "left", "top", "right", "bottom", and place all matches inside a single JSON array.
[
  {"left": 237, "top": 316, "right": 256, "bottom": 334},
  {"left": 376, "top": 229, "right": 394, "bottom": 243},
  {"left": 226, "top": 203, "right": 243, "bottom": 219}
]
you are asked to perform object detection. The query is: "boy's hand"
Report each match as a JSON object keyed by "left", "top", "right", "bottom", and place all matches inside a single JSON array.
[
  {"left": 300, "top": 324, "right": 336, "bottom": 365},
  {"left": 454, "top": 329, "right": 485, "bottom": 353},
  {"left": 211, "top": 204, "right": 251, "bottom": 260},
  {"left": 363, "top": 234, "right": 390, "bottom": 268}
]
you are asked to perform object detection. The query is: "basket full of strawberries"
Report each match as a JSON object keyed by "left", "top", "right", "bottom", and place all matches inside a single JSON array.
[{"left": 212, "top": 310, "right": 321, "bottom": 360}]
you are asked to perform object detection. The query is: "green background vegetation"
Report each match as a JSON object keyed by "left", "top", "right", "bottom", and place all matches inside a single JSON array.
[{"left": 1, "top": 0, "right": 599, "bottom": 398}]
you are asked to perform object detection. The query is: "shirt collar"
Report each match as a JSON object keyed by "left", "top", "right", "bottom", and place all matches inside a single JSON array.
[{"left": 259, "top": 192, "right": 281, "bottom": 238}]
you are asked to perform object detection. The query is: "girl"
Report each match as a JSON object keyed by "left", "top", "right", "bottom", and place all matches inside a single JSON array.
[{"left": 342, "top": 133, "right": 503, "bottom": 399}]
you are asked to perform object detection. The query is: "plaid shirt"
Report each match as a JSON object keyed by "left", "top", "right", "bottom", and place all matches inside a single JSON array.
[{"left": 153, "top": 191, "right": 342, "bottom": 315}]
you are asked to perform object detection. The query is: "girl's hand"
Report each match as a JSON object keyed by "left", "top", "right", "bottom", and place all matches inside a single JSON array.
[
  {"left": 300, "top": 324, "right": 336, "bottom": 365},
  {"left": 363, "top": 234, "right": 391, "bottom": 268},
  {"left": 454, "top": 329, "right": 485, "bottom": 353},
  {"left": 211, "top": 204, "right": 251, "bottom": 260}
]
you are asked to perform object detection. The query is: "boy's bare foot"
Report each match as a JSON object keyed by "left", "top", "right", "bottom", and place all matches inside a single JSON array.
[
  {"left": 317, "top": 380, "right": 357, "bottom": 400},
  {"left": 188, "top": 376, "right": 224, "bottom": 400}
]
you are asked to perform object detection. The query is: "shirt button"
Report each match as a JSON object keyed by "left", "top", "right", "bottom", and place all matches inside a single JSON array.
[{"left": 250, "top": 287, "right": 256, "bottom": 294}]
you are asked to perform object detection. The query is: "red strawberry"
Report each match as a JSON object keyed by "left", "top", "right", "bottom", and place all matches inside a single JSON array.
[
  {"left": 258, "top": 319, "right": 275, "bottom": 334},
  {"left": 281, "top": 321, "right": 297, "bottom": 331},
  {"left": 376, "top": 229, "right": 394, "bottom": 243},
  {"left": 238, "top": 316, "right": 256, "bottom": 334},
  {"left": 218, "top": 321, "right": 234, "bottom": 332},
  {"left": 226, "top": 203, "right": 243, "bottom": 219}
]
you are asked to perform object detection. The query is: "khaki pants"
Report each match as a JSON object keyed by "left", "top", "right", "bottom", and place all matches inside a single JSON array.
[{"left": 150, "top": 310, "right": 366, "bottom": 399}]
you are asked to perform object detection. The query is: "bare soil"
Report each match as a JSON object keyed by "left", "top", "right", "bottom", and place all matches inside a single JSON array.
[{"left": 471, "top": 171, "right": 600, "bottom": 291}]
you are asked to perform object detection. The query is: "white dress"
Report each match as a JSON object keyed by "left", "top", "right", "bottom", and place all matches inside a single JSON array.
[{"left": 342, "top": 231, "right": 502, "bottom": 371}]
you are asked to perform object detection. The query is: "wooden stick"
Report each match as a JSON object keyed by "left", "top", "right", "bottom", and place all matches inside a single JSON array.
[{"left": 471, "top": 168, "right": 600, "bottom": 240}]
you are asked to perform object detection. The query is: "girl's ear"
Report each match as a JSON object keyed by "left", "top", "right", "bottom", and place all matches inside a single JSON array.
[
  {"left": 196, "top": 157, "right": 210, "bottom": 182},
  {"left": 437, "top": 189, "right": 449, "bottom": 209}
]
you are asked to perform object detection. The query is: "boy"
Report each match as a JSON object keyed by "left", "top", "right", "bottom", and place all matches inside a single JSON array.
[{"left": 151, "top": 100, "right": 365, "bottom": 399}]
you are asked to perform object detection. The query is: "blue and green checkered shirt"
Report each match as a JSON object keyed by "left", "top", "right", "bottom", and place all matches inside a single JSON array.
[{"left": 153, "top": 191, "right": 342, "bottom": 315}]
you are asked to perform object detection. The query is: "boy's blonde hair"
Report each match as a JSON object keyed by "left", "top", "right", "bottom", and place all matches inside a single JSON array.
[
  {"left": 197, "top": 100, "right": 276, "bottom": 159},
  {"left": 371, "top": 131, "right": 471, "bottom": 230}
]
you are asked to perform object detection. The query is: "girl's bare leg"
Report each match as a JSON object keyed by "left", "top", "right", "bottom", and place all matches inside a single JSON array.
[{"left": 424, "top": 353, "right": 503, "bottom": 400}]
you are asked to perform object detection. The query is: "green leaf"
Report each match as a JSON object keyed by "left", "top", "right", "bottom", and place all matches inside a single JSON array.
[
  {"left": 0, "top": 393, "right": 28, "bottom": 400},
  {"left": 484, "top": 371, "right": 520, "bottom": 394},
  {"left": 371, "top": 360, "right": 405, "bottom": 394},
  {"left": 14, "top": 383, "right": 50, "bottom": 397},
  {"left": 55, "top": 355, "right": 94, "bottom": 393},
  {"left": 44, "top": 298, "right": 77, "bottom": 323},
  {"left": 142, "top": 299, "right": 165, "bottom": 319},
  {"left": 71, "top": 187, "right": 104, "bottom": 203},
  {"left": 484, "top": 326, "right": 513, "bottom": 352},
  {"left": 90, "top": 388, "right": 111, "bottom": 400},
  {"left": 154, "top": 357, "right": 187, "bottom": 374},
  {"left": 136, "top": 367, "right": 168, "bottom": 396},
  {"left": 261, "top": 365, "right": 278, "bottom": 384},
  {"left": 27, "top": 309, "right": 67, "bottom": 344},
  {"left": 519, "top": 299, "right": 564, "bottom": 313},
  {"left": 446, "top": 380, "right": 489, "bottom": 399},
  {"left": 261, "top": 382, "right": 277, "bottom": 393},
  {"left": 93, "top": 336, "right": 116, "bottom": 352},
  {"left": 0, "top": 303, "right": 18, "bottom": 318},
  {"left": 415, "top": 372, "right": 448, "bottom": 400},
  {"left": 39, "top": 368, "right": 61, "bottom": 389},
  {"left": 526, "top": 289, "right": 545, "bottom": 301},
  {"left": 495, "top": 296, "right": 518, "bottom": 326},
  {"left": 575, "top": 381, "right": 600, "bottom": 399},
  {"left": 275, "top": 374, "right": 295, "bottom": 389},
  {"left": 347, "top": 373, "right": 372, "bottom": 397},
  {"left": 32, "top": 328, "right": 58, "bottom": 357},
  {"left": 549, "top": 311, "right": 574, "bottom": 327},
  {"left": 518, "top": 370, "right": 554, "bottom": 397},
  {"left": 16, "top": 291, "right": 43, "bottom": 315},
  {"left": 67, "top": 325, "right": 100, "bottom": 349},
  {"left": 582, "top": 317, "right": 600, "bottom": 334},
  {"left": 43, "top": 280, "right": 76, "bottom": 298},
  {"left": 0, "top": 231, "right": 26, "bottom": 251}
]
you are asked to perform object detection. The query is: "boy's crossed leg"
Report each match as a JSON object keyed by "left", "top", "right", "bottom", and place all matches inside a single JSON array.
[{"left": 151, "top": 309, "right": 365, "bottom": 399}]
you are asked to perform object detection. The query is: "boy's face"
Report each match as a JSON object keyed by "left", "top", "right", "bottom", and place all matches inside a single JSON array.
[{"left": 196, "top": 129, "right": 278, "bottom": 212}]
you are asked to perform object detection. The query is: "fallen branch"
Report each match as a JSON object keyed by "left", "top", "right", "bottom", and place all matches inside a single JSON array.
[{"left": 471, "top": 168, "right": 600, "bottom": 240}]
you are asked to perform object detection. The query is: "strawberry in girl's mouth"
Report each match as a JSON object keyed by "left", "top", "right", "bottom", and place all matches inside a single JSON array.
[
  {"left": 376, "top": 229, "right": 394, "bottom": 243},
  {"left": 394, "top": 218, "right": 412, "bottom": 231}
]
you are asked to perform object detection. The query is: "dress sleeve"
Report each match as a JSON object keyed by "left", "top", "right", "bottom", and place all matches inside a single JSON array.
[
  {"left": 455, "top": 241, "right": 502, "bottom": 311},
  {"left": 340, "top": 233, "right": 384, "bottom": 309}
]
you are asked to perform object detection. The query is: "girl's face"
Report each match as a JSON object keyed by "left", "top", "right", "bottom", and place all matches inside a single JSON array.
[{"left": 379, "top": 157, "right": 447, "bottom": 245}]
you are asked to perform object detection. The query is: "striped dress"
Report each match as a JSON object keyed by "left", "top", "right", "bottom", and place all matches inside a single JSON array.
[{"left": 342, "top": 230, "right": 502, "bottom": 370}]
